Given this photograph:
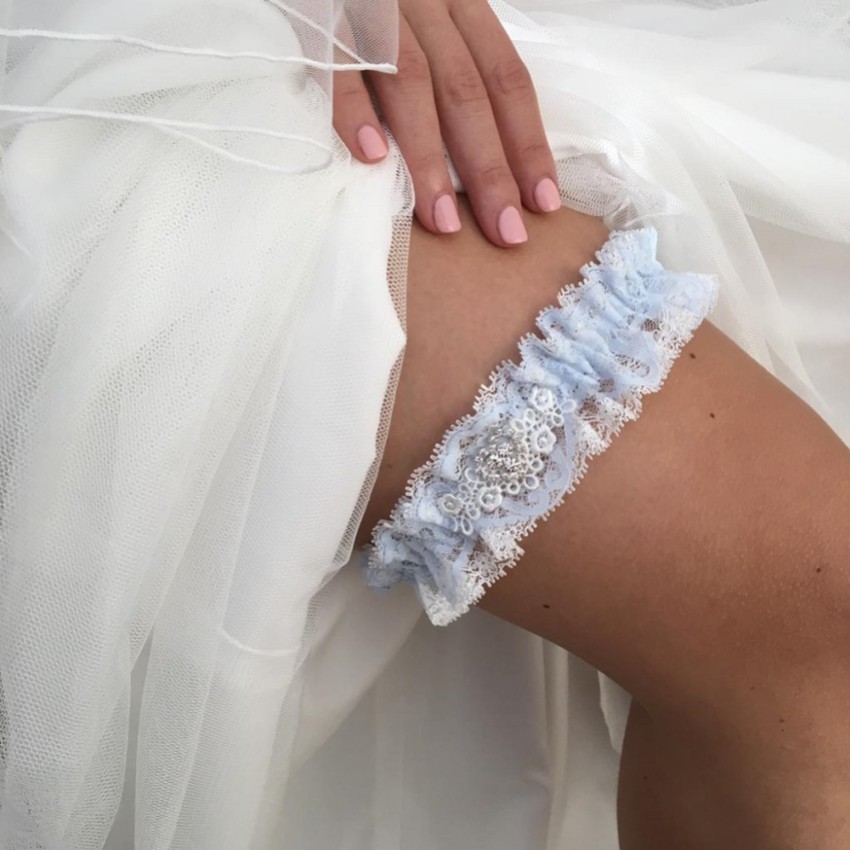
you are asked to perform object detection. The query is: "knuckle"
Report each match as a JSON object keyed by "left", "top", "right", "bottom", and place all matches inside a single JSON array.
[
  {"left": 471, "top": 161, "right": 514, "bottom": 191},
  {"left": 396, "top": 46, "right": 431, "bottom": 85},
  {"left": 410, "top": 149, "right": 449, "bottom": 178},
  {"left": 441, "top": 67, "right": 489, "bottom": 109},
  {"left": 491, "top": 57, "right": 533, "bottom": 98},
  {"left": 333, "top": 80, "right": 366, "bottom": 106},
  {"left": 515, "top": 139, "right": 552, "bottom": 164}
]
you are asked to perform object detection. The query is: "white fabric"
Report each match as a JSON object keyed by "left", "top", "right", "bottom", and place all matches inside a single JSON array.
[{"left": 0, "top": 1, "right": 848, "bottom": 848}]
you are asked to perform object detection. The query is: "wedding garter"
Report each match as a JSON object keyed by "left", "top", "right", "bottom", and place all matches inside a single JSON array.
[{"left": 363, "top": 228, "right": 718, "bottom": 626}]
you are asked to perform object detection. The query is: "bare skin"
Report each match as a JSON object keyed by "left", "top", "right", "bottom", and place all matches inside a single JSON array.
[
  {"left": 356, "top": 197, "right": 850, "bottom": 848},
  {"left": 334, "top": 0, "right": 560, "bottom": 246}
]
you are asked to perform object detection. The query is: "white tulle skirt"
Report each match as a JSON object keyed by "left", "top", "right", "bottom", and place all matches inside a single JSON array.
[{"left": 0, "top": 1, "right": 848, "bottom": 848}]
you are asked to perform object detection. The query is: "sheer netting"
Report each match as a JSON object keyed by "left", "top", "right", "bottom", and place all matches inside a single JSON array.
[
  {"left": 0, "top": 0, "right": 398, "bottom": 170},
  {"left": 0, "top": 2, "right": 410, "bottom": 848},
  {"left": 1, "top": 2, "right": 850, "bottom": 849}
]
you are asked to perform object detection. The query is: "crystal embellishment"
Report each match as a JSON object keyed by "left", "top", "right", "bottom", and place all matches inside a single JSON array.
[{"left": 436, "top": 389, "right": 569, "bottom": 536}]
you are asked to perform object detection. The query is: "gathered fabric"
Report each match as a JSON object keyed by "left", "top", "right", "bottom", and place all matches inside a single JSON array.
[{"left": 367, "top": 228, "right": 717, "bottom": 625}]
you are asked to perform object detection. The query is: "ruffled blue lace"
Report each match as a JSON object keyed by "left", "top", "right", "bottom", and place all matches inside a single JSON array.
[{"left": 364, "top": 228, "right": 717, "bottom": 626}]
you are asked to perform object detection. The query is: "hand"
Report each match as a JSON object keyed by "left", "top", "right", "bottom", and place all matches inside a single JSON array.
[{"left": 332, "top": 0, "right": 560, "bottom": 247}]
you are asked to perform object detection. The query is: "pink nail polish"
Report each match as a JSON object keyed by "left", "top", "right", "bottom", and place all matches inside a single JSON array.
[
  {"left": 498, "top": 206, "right": 528, "bottom": 245},
  {"left": 434, "top": 194, "right": 461, "bottom": 234},
  {"left": 356, "top": 125, "right": 388, "bottom": 161},
  {"left": 534, "top": 177, "right": 561, "bottom": 213}
]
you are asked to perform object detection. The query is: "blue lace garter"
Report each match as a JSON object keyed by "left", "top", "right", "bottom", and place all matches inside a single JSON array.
[{"left": 363, "top": 228, "right": 718, "bottom": 626}]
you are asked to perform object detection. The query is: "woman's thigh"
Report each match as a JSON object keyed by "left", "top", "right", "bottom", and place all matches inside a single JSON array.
[{"left": 357, "top": 197, "right": 850, "bottom": 727}]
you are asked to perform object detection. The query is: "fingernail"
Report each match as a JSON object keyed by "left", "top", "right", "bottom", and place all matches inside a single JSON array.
[
  {"left": 434, "top": 194, "right": 461, "bottom": 234},
  {"left": 534, "top": 177, "right": 561, "bottom": 213},
  {"left": 498, "top": 206, "right": 528, "bottom": 245},
  {"left": 356, "top": 125, "right": 388, "bottom": 161}
]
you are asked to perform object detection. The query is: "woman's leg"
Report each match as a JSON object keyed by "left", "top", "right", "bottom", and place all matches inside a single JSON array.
[{"left": 356, "top": 198, "right": 850, "bottom": 848}]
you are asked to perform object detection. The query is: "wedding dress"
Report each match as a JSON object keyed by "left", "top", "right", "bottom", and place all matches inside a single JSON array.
[{"left": 0, "top": 1, "right": 847, "bottom": 848}]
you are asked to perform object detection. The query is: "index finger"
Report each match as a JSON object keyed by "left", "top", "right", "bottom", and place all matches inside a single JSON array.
[{"left": 451, "top": 1, "right": 560, "bottom": 215}]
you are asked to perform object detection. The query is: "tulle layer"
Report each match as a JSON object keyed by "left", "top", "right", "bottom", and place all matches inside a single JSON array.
[
  {"left": 0, "top": 0, "right": 398, "bottom": 173},
  {"left": 0, "top": 3, "right": 409, "bottom": 847}
]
